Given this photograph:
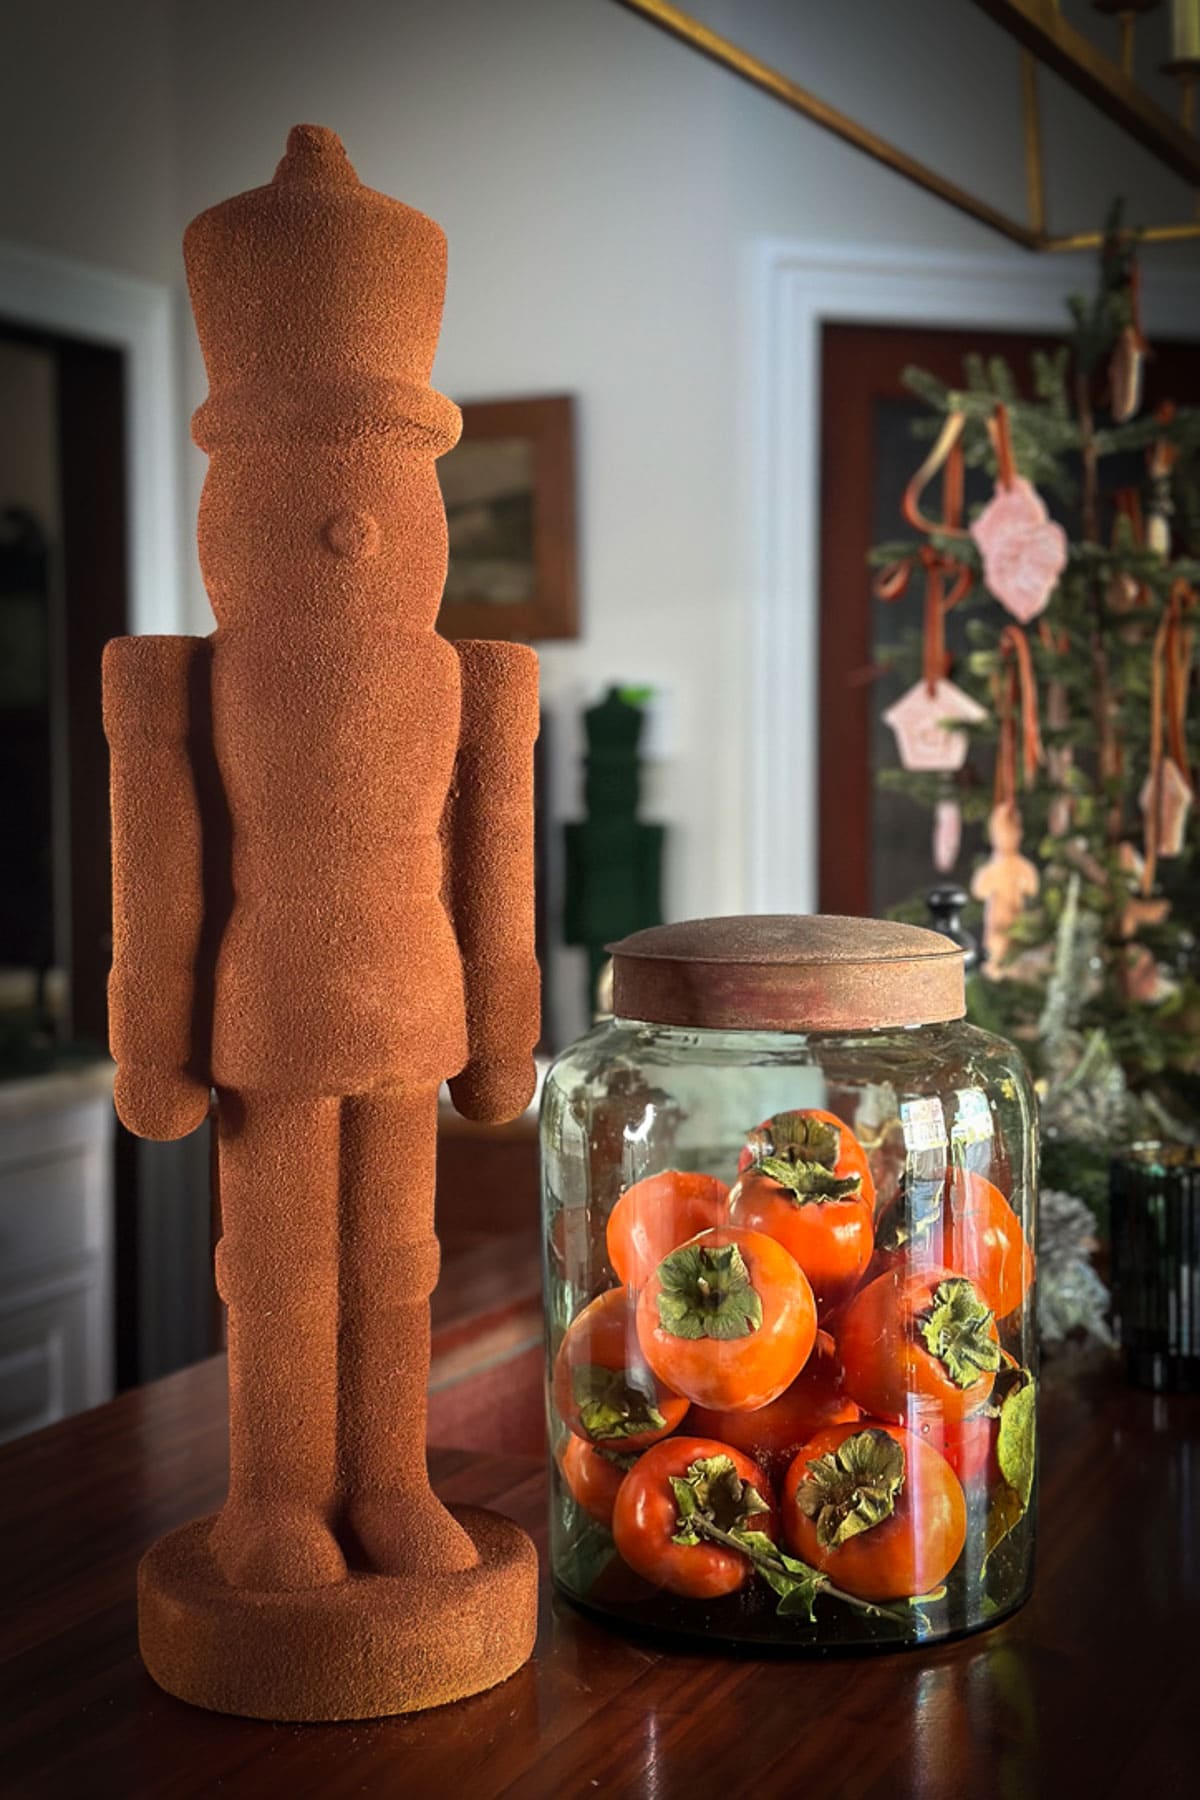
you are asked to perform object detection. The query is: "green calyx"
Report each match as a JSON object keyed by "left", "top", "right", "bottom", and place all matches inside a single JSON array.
[
  {"left": 918, "top": 1278, "right": 1001, "bottom": 1389},
  {"left": 751, "top": 1111, "right": 841, "bottom": 1168},
  {"left": 572, "top": 1363, "right": 666, "bottom": 1442},
  {"left": 668, "top": 1452, "right": 921, "bottom": 1628},
  {"left": 670, "top": 1454, "right": 770, "bottom": 1546},
  {"left": 756, "top": 1154, "right": 863, "bottom": 1206},
  {"left": 794, "top": 1428, "right": 907, "bottom": 1550},
  {"left": 655, "top": 1242, "right": 763, "bottom": 1340}
]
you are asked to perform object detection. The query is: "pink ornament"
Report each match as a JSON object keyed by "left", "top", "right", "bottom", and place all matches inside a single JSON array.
[
  {"left": 970, "top": 478, "right": 1068, "bottom": 624},
  {"left": 883, "top": 678, "right": 987, "bottom": 772},
  {"left": 933, "top": 797, "right": 961, "bottom": 873}
]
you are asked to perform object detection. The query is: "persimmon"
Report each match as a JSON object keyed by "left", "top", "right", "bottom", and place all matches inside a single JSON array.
[
  {"left": 837, "top": 1266, "right": 1000, "bottom": 1426},
  {"left": 875, "top": 1169, "right": 1033, "bottom": 1321},
  {"left": 556, "top": 1434, "right": 631, "bottom": 1528},
  {"left": 688, "top": 1329, "right": 858, "bottom": 1468},
  {"left": 635, "top": 1225, "right": 816, "bottom": 1413},
  {"left": 728, "top": 1161, "right": 874, "bottom": 1316},
  {"left": 553, "top": 1286, "right": 688, "bottom": 1453},
  {"left": 736, "top": 1107, "right": 876, "bottom": 1206},
  {"left": 937, "top": 1171, "right": 1034, "bottom": 1320},
  {"left": 606, "top": 1169, "right": 729, "bottom": 1290},
  {"left": 611, "top": 1436, "right": 776, "bottom": 1599},
  {"left": 782, "top": 1422, "right": 967, "bottom": 1601},
  {"left": 926, "top": 1412, "right": 998, "bottom": 1490}
]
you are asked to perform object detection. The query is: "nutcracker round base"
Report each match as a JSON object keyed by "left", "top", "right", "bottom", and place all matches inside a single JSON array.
[{"left": 138, "top": 1504, "right": 538, "bottom": 1722}]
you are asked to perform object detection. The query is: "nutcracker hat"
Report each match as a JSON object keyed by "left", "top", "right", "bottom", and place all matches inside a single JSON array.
[{"left": 185, "top": 124, "right": 461, "bottom": 454}]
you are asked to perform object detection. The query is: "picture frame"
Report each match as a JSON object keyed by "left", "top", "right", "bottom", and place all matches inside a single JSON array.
[{"left": 436, "top": 393, "right": 579, "bottom": 641}]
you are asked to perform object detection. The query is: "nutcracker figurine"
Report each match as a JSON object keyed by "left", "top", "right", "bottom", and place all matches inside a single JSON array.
[{"left": 103, "top": 126, "right": 540, "bottom": 1720}]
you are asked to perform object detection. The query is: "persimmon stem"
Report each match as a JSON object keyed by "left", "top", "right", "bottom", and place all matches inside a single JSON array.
[{"left": 689, "top": 1512, "right": 914, "bottom": 1626}]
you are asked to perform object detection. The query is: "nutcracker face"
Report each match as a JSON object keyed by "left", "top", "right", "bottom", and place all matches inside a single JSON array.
[{"left": 198, "top": 440, "right": 449, "bottom": 630}]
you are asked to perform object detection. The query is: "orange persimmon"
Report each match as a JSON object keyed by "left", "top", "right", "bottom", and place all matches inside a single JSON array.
[
  {"left": 553, "top": 1286, "right": 688, "bottom": 1453},
  {"left": 635, "top": 1225, "right": 817, "bottom": 1413},
  {"left": 607, "top": 1169, "right": 729, "bottom": 1290}
]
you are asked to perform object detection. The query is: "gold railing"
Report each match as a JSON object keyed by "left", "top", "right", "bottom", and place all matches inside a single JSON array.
[{"left": 616, "top": 0, "right": 1200, "bottom": 252}]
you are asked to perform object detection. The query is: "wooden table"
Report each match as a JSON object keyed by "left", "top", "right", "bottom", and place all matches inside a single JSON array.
[{"left": 2, "top": 1355, "right": 1197, "bottom": 1798}]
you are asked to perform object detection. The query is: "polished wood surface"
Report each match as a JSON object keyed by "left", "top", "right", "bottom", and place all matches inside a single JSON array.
[{"left": 2, "top": 1352, "right": 1197, "bottom": 1797}]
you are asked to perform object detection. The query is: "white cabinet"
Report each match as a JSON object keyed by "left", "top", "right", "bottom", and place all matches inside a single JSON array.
[{"left": 0, "top": 1063, "right": 114, "bottom": 1439}]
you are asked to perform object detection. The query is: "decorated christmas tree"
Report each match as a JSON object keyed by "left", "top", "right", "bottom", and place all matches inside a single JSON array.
[{"left": 871, "top": 215, "right": 1200, "bottom": 1223}]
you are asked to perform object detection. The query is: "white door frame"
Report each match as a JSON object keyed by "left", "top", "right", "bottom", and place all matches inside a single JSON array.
[
  {"left": 0, "top": 238, "right": 182, "bottom": 636},
  {"left": 744, "top": 239, "right": 1200, "bottom": 915}
]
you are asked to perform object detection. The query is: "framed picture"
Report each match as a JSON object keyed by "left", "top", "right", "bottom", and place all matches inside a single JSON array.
[{"left": 436, "top": 393, "right": 578, "bottom": 641}]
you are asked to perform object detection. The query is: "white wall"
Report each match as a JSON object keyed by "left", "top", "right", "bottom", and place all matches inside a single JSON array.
[
  {"left": 0, "top": 0, "right": 179, "bottom": 285},
  {"left": 4, "top": 0, "right": 1197, "bottom": 1039}
]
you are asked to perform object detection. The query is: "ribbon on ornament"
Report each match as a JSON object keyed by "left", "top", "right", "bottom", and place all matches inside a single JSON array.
[
  {"left": 992, "top": 623, "right": 1044, "bottom": 808},
  {"left": 1109, "top": 256, "right": 1147, "bottom": 425},
  {"left": 873, "top": 411, "right": 973, "bottom": 693},
  {"left": 987, "top": 402, "right": 1017, "bottom": 493},
  {"left": 971, "top": 402, "right": 1067, "bottom": 624},
  {"left": 1142, "top": 579, "right": 1196, "bottom": 894}
]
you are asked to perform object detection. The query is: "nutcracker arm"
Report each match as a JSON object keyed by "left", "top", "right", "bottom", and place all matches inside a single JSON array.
[
  {"left": 102, "top": 635, "right": 214, "bottom": 1141},
  {"left": 444, "top": 639, "right": 540, "bottom": 1124}
]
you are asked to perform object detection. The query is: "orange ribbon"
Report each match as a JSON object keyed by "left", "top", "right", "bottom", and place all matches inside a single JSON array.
[
  {"left": 1148, "top": 401, "right": 1178, "bottom": 482},
  {"left": 874, "top": 411, "right": 973, "bottom": 694},
  {"left": 992, "top": 624, "right": 1044, "bottom": 807},
  {"left": 986, "top": 403, "right": 1017, "bottom": 492},
  {"left": 1114, "top": 486, "right": 1144, "bottom": 547}
]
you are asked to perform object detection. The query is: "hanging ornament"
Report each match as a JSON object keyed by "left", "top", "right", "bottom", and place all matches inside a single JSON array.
[
  {"left": 1140, "top": 580, "right": 1196, "bottom": 890},
  {"left": 1116, "top": 842, "right": 1172, "bottom": 1005},
  {"left": 970, "top": 625, "right": 1043, "bottom": 978},
  {"left": 972, "top": 803, "right": 1040, "bottom": 979},
  {"left": 1140, "top": 758, "right": 1193, "bottom": 857},
  {"left": 1146, "top": 403, "right": 1178, "bottom": 558},
  {"left": 933, "top": 791, "right": 962, "bottom": 873},
  {"left": 970, "top": 405, "right": 1068, "bottom": 625},
  {"left": 876, "top": 411, "right": 983, "bottom": 776},
  {"left": 883, "top": 679, "right": 987, "bottom": 772},
  {"left": 1107, "top": 255, "right": 1147, "bottom": 425},
  {"left": 1106, "top": 569, "right": 1142, "bottom": 613}
]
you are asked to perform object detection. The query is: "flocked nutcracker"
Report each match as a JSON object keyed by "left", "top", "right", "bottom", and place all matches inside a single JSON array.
[{"left": 103, "top": 127, "right": 540, "bottom": 1721}]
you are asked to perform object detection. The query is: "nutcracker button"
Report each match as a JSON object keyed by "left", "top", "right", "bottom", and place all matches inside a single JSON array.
[{"left": 322, "top": 510, "right": 380, "bottom": 560}]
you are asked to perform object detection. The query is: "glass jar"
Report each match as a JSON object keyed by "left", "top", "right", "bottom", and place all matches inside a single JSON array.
[{"left": 541, "top": 916, "right": 1038, "bottom": 1651}]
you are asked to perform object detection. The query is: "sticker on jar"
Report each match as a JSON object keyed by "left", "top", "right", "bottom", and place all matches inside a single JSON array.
[
  {"left": 950, "top": 1088, "right": 994, "bottom": 1173},
  {"left": 900, "top": 1096, "right": 949, "bottom": 1155}
]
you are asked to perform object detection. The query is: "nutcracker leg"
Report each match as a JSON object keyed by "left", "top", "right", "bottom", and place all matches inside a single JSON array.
[
  {"left": 208, "top": 1091, "right": 347, "bottom": 1590},
  {"left": 337, "top": 1085, "right": 478, "bottom": 1575}
]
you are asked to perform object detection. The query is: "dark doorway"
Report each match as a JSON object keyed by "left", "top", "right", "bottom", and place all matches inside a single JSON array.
[
  {"left": 0, "top": 321, "right": 138, "bottom": 1389},
  {"left": 0, "top": 323, "right": 127, "bottom": 1052}
]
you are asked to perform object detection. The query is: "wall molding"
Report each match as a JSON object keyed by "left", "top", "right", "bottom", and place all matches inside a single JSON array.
[
  {"left": 745, "top": 239, "right": 1200, "bottom": 915},
  {"left": 0, "top": 237, "right": 182, "bottom": 636}
]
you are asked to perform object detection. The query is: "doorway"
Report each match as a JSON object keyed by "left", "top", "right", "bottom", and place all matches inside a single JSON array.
[{"left": 817, "top": 321, "right": 1200, "bottom": 917}]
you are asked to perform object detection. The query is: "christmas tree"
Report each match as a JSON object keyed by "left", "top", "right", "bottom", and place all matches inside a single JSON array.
[{"left": 871, "top": 215, "right": 1200, "bottom": 1223}]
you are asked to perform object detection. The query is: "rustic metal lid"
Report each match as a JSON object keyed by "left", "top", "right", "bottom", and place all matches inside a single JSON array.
[{"left": 609, "top": 915, "right": 965, "bottom": 1033}]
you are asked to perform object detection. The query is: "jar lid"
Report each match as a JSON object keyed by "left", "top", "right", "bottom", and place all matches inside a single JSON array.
[{"left": 609, "top": 914, "right": 965, "bottom": 1033}]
